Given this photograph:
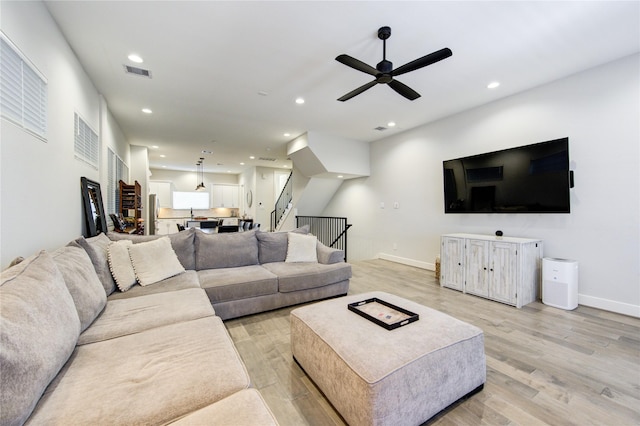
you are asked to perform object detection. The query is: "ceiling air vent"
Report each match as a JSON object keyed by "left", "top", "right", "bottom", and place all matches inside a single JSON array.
[
  {"left": 259, "top": 157, "right": 277, "bottom": 161},
  {"left": 124, "top": 65, "right": 152, "bottom": 78},
  {"left": 374, "top": 126, "right": 387, "bottom": 131}
]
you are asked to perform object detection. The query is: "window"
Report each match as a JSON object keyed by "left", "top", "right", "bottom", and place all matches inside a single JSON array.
[
  {"left": 107, "top": 148, "right": 129, "bottom": 214},
  {"left": 173, "top": 191, "right": 209, "bottom": 209},
  {"left": 74, "top": 112, "right": 99, "bottom": 168},
  {"left": 0, "top": 32, "right": 47, "bottom": 139}
]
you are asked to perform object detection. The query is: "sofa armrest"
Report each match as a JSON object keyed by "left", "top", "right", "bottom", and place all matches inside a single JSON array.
[{"left": 316, "top": 241, "right": 345, "bottom": 264}]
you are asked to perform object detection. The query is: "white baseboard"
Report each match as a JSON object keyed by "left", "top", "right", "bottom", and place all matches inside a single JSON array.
[
  {"left": 578, "top": 294, "right": 640, "bottom": 318},
  {"left": 376, "top": 253, "right": 435, "bottom": 271},
  {"left": 376, "top": 254, "right": 639, "bottom": 318}
]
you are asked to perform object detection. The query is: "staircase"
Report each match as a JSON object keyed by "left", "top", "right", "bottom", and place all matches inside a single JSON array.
[{"left": 270, "top": 171, "right": 293, "bottom": 231}]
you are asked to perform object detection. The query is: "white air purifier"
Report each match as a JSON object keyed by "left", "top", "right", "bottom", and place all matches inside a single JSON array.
[{"left": 542, "top": 258, "right": 579, "bottom": 310}]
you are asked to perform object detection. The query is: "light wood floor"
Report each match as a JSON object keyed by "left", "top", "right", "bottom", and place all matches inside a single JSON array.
[{"left": 224, "top": 259, "right": 640, "bottom": 425}]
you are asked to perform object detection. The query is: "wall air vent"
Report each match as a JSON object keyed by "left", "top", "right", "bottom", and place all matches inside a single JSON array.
[
  {"left": 124, "top": 65, "right": 152, "bottom": 78},
  {"left": 374, "top": 126, "right": 387, "bottom": 131},
  {"left": 259, "top": 157, "right": 277, "bottom": 161}
]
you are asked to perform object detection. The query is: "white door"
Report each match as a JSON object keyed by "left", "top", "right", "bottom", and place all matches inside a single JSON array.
[{"left": 274, "top": 171, "right": 290, "bottom": 204}]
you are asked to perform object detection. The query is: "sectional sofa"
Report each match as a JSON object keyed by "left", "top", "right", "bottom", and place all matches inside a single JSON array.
[{"left": 0, "top": 227, "right": 351, "bottom": 425}]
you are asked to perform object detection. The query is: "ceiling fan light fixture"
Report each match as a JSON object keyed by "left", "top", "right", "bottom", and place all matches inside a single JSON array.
[{"left": 336, "top": 26, "right": 452, "bottom": 101}]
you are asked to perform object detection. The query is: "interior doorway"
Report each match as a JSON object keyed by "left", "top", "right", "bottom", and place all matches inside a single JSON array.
[{"left": 274, "top": 170, "right": 290, "bottom": 203}]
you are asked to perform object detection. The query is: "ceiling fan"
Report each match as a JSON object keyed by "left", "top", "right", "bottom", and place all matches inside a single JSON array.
[{"left": 335, "top": 26, "right": 452, "bottom": 101}]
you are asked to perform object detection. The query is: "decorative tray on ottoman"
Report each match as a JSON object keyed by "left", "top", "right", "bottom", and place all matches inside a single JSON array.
[{"left": 348, "top": 297, "right": 419, "bottom": 330}]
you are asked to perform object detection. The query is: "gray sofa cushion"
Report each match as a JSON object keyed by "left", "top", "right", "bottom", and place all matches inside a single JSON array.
[
  {"left": 27, "top": 317, "right": 250, "bottom": 426},
  {"left": 107, "top": 228, "right": 196, "bottom": 270},
  {"left": 262, "top": 261, "right": 353, "bottom": 293},
  {"left": 170, "top": 389, "right": 278, "bottom": 426},
  {"left": 78, "top": 288, "right": 215, "bottom": 345},
  {"left": 256, "top": 225, "right": 309, "bottom": 264},
  {"left": 107, "top": 270, "right": 200, "bottom": 300},
  {"left": 51, "top": 244, "right": 107, "bottom": 332},
  {"left": 76, "top": 233, "right": 117, "bottom": 296},
  {"left": 198, "top": 265, "right": 278, "bottom": 303},
  {"left": 0, "top": 251, "right": 81, "bottom": 426},
  {"left": 195, "top": 229, "right": 259, "bottom": 270}
]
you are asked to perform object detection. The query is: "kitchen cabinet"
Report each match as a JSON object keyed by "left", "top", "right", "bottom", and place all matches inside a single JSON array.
[
  {"left": 156, "top": 218, "right": 184, "bottom": 235},
  {"left": 149, "top": 181, "right": 174, "bottom": 208},
  {"left": 211, "top": 184, "right": 239, "bottom": 208},
  {"left": 440, "top": 233, "right": 543, "bottom": 308}
]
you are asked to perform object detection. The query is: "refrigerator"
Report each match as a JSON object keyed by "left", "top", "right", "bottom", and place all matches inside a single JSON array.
[{"left": 148, "top": 194, "right": 159, "bottom": 235}]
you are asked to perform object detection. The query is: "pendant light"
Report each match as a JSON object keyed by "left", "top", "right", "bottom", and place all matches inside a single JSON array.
[
  {"left": 195, "top": 160, "right": 203, "bottom": 191},
  {"left": 196, "top": 157, "right": 206, "bottom": 191}
]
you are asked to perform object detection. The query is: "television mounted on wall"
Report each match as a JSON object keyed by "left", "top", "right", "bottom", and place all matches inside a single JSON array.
[{"left": 443, "top": 137, "right": 572, "bottom": 213}]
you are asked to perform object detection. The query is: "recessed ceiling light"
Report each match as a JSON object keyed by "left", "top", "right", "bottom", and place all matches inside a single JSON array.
[
  {"left": 142, "top": 108, "right": 152, "bottom": 114},
  {"left": 128, "top": 54, "right": 143, "bottom": 63},
  {"left": 338, "top": 175, "right": 344, "bottom": 179},
  {"left": 151, "top": 145, "right": 159, "bottom": 149},
  {"left": 159, "top": 154, "right": 166, "bottom": 158},
  {"left": 249, "top": 156, "right": 255, "bottom": 160},
  {"left": 487, "top": 81, "right": 500, "bottom": 89},
  {"left": 162, "top": 165, "right": 167, "bottom": 168},
  {"left": 240, "top": 162, "right": 245, "bottom": 166},
  {"left": 284, "top": 133, "right": 290, "bottom": 137},
  {"left": 295, "top": 97, "right": 305, "bottom": 104},
  {"left": 387, "top": 122, "right": 396, "bottom": 127}
]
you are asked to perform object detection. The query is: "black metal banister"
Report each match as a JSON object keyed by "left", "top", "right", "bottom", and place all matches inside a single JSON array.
[
  {"left": 296, "top": 216, "right": 351, "bottom": 261},
  {"left": 270, "top": 171, "right": 293, "bottom": 231}
]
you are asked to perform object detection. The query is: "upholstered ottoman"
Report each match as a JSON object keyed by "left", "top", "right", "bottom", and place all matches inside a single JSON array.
[{"left": 290, "top": 291, "right": 485, "bottom": 426}]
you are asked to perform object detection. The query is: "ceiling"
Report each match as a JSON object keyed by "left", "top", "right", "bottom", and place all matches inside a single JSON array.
[{"left": 44, "top": 1, "right": 639, "bottom": 175}]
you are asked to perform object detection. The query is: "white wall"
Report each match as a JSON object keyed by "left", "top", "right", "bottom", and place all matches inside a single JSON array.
[
  {"left": 324, "top": 54, "right": 640, "bottom": 316},
  {"left": 0, "top": 1, "right": 128, "bottom": 267},
  {"left": 149, "top": 168, "right": 238, "bottom": 191}
]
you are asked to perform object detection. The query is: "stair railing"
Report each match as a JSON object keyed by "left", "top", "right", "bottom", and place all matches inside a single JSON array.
[
  {"left": 296, "top": 216, "right": 352, "bottom": 261},
  {"left": 270, "top": 171, "right": 293, "bottom": 231}
]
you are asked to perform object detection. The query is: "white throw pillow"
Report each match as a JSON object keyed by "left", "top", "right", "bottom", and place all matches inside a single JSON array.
[
  {"left": 128, "top": 237, "right": 185, "bottom": 286},
  {"left": 107, "top": 240, "right": 137, "bottom": 292},
  {"left": 285, "top": 232, "right": 318, "bottom": 263}
]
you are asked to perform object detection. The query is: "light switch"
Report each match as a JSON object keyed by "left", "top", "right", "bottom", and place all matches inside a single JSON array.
[
  {"left": 393, "top": 202, "right": 399, "bottom": 209},
  {"left": 380, "top": 202, "right": 385, "bottom": 209}
]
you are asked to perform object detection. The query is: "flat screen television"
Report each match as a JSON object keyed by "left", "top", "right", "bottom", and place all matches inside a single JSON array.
[{"left": 443, "top": 137, "right": 571, "bottom": 213}]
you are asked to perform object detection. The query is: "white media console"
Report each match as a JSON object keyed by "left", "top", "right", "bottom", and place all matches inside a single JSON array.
[{"left": 440, "top": 233, "right": 543, "bottom": 308}]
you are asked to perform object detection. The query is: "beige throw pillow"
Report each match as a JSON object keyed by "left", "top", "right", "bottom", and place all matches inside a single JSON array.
[
  {"left": 107, "top": 240, "right": 137, "bottom": 292},
  {"left": 285, "top": 232, "right": 318, "bottom": 263},
  {"left": 128, "top": 237, "right": 185, "bottom": 286}
]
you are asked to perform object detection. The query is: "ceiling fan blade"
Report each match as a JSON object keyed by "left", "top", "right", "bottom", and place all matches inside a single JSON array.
[
  {"left": 392, "top": 47, "right": 452, "bottom": 77},
  {"left": 337, "top": 80, "right": 378, "bottom": 102},
  {"left": 388, "top": 79, "right": 421, "bottom": 101},
  {"left": 335, "top": 54, "right": 378, "bottom": 76}
]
